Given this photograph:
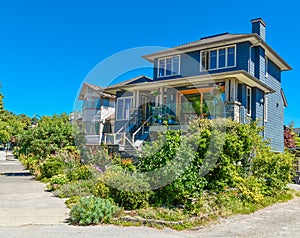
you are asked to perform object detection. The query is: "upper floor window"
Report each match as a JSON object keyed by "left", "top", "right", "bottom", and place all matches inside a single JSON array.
[
  {"left": 83, "top": 98, "right": 100, "bottom": 109},
  {"left": 201, "top": 46, "right": 236, "bottom": 71},
  {"left": 158, "top": 55, "right": 180, "bottom": 77}
]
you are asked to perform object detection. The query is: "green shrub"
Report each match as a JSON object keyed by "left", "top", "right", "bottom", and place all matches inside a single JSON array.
[
  {"left": 48, "top": 174, "right": 69, "bottom": 190},
  {"left": 251, "top": 149, "right": 294, "bottom": 195},
  {"left": 70, "top": 196, "right": 120, "bottom": 225},
  {"left": 40, "top": 158, "right": 65, "bottom": 179},
  {"left": 101, "top": 169, "right": 152, "bottom": 210},
  {"left": 53, "top": 179, "right": 95, "bottom": 198},
  {"left": 66, "top": 165, "right": 93, "bottom": 181},
  {"left": 92, "top": 179, "right": 110, "bottom": 198}
]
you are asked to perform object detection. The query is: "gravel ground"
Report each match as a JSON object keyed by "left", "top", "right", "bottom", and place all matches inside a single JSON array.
[{"left": 1, "top": 151, "right": 300, "bottom": 238}]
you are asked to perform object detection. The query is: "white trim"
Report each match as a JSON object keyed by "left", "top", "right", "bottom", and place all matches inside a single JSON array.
[
  {"left": 264, "top": 95, "right": 268, "bottom": 122},
  {"left": 265, "top": 56, "right": 269, "bottom": 78},
  {"left": 157, "top": 55, "right": 181, "bottom": 78},
  {"left": 200, "top": 45, "right": 236, "bottom": 72},
  {"left": 116, "top": 96, "right": 133, "bottom": 121},
  {"left": 246, "top": 86, "right": 252, "bottom": 116}
]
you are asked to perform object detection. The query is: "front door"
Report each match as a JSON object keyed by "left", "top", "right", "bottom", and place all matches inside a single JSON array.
[{"left": 141, "top": 94, "right": 150, "bottom": 122}]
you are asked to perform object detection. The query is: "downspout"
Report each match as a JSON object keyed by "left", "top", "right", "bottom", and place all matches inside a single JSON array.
[
  {"left": 248, "top": 39, "right": 266, "bottom": 137},
  {"left": 248, "top": 39, "right": 261, "bottom": 74}
]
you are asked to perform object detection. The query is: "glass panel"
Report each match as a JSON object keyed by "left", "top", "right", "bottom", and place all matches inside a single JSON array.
[
  {"left": 102, "top": 98, "right": 109, "bottom": 107},
  {"left": 117, "top": 99, "right": 124, "bottom": 120},
  {"left": 166, "top": 58, "right": 172, "bottom": 76},
  {"left": 94, "top": 98, "right": 101, "bottom": 109},
  {"left": 218, "top": 48, "right": 226, "bottom": 68},
  {"left": 227, "top": 47, "right": 235, "bottom": 67},
  {"left": 125, "top": 98, "right": 132, "bottom": 119},
  {"left": 158, "top": 59, "right": 165, "bottom": 77},
  {"left": 246, "top": 88, "right": 251, "bottom": 115},
  {"left": 172, "top": 56, "right": 180, "bottom": 75},
  {"left": 209, "top": 50, "right": 217, "bottom": 69},
  {"left": 201, "top": 51, "right": 207, "bottom": 71}
]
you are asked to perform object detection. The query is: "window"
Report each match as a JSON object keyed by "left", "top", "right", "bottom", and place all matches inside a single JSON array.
[
  {"left": 157, "top": 55, "right": 180, "bottom": 77},
  {"left": 117, "top": 97, "right": 132, "bottom": 120},
  {"left": 85, "top": 122, "right": 100, "bottom": 135},
  {"left": 84, "top": 98, "right": 100, "bottom": 109},
  {"left": 201, "top": 46, "right": 236, "bottom": 71},
  {"left": 246, "top": 87, "right": 252, "bottom": 115}
]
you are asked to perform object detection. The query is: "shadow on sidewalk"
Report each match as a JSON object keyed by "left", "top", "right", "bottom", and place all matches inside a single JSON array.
[{"left": 0, "top": 172, "right": 32, "bottom": 177}]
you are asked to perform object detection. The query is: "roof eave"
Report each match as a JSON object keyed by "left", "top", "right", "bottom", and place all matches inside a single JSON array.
[
  {"left": 104, "top": 70, "right": 274, "bottom": 94},
  {"left": 142, "top": 34, "right": 292, "bottom": 72}
]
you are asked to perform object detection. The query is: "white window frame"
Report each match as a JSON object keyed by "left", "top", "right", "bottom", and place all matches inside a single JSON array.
[
  {"left": 246, "top": 86, "right": 252, "bottom": 116},
  {"left": 116, "top": 97, "right": 132, "bottom": 121},
  {"left": 200, "top": 45, "right": 236, "bottom": 72},
  {"left": 265, "top": 56, "right": 268, "bottom": 78},
  {"left": 264, "top": 95, "right": 268, "bottom": 122},
  {"left": 157, "top": 55, "right": 181, "bottom": 78}
]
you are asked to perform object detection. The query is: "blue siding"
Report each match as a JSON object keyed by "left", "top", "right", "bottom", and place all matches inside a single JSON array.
[
  {"left": 153, "top": 42, "right": 251, "bottom": 81},
  {"left": 180, "top": 51, "right": 200, "bottom": 77},
  {"left": 236, "top": 42, "right": 251, "bottom": 72},
  {"left": 252, "top": 88, "right": 264, "bottom": 125},
  {"left": 263, "top": 74, "right": 284, "bottom": 152},
  {"left": 254, "top": 46, "right": 266, "bottom": 82}
]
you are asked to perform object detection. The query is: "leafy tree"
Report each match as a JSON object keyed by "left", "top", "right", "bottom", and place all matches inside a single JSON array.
[{"left": 18, "top": 113, "right": 75, "bottom": 158}]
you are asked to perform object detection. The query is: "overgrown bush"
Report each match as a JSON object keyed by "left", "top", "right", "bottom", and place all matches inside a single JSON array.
[
  {"left": 70, "top": 196, "right": 120, "bottom": 225},
  {"left": 101, "top": 169, "right": 152, "bottom": 210},
  {"left": 251, "top": 149, "right": 294, "bottom": 195},
  {"left": 54, "top": 179, "right": 96, "bottom": 198},
  {"left": 39, "top": 157, "right": 65, "bottom": 179}
]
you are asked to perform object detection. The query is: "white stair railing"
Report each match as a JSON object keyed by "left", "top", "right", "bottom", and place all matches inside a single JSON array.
[{"left": 132, "top": 115, "right": 153, "bottom": 144}]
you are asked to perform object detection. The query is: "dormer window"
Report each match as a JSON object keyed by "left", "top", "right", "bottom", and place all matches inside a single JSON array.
[
  {"left": 200, "top": 45, "right": 236, "bottom": 71},
  {"left": 158, "top": 55, "right": 180, "bottom": 77}
]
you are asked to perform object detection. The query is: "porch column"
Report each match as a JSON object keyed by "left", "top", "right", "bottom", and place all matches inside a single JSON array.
[
  {"left": 159, "top": 87, "right": 164, "bottom": 106},
  {"left": 230, "top": 79, "right": 237, "bottom": 102},
  {"left": 135, "top": 90, "right": 140, "bottom": 108},
  {"left": 225, "top": 78, "right": 237, "bottom": 102}
]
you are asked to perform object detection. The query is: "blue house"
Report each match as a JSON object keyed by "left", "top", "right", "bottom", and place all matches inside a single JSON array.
[{"left": 104, "top": 18, "right": 291, "bottom": 152}]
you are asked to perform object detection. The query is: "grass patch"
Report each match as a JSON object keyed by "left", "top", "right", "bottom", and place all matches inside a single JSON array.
[{"left": 109, "top": 188, "right": 298, "bottom": 231}]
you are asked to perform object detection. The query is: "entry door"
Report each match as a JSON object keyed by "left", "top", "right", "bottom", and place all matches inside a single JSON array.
[{"left": 141, "top": 95, "right": 150, "bottom": 121}]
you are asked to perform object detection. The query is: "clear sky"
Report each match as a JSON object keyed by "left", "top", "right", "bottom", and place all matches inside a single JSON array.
[{"left": 0, "top": 0, "right": 299, "bottom": 126}]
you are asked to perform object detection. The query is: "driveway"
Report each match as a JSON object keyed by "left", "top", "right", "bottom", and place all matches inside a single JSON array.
[{"left": 1, "top": 151, "right": 300, "bottom": 238}]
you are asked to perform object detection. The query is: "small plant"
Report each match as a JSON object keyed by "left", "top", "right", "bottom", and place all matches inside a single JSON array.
[
  {"left": 48, "top": 174, "right": 69, "bottom": 190},
  {"left": 70, "top": 196, "right": 120, "bottom": 225},
  {"left": 93, "top": 179, "right": 110, "bottom": 198},
  {"left": 65, "top": 196, "right": 81, "bottom": 209}
]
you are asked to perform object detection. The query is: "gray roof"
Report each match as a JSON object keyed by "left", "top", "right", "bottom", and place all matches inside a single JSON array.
[
  {"left": 80, "top": 82, "right": 115, "bottom": 99},
  {"left": 106, "top": 75, "right": 152, "bottom": 89},
  {"left": 172, "top": 33, "right": 246, "bottom": 50}
]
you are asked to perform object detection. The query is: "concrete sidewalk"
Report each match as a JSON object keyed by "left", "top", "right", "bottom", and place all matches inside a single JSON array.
[{"left": 0, "top": 151, "right": 69, "bottom": 227}]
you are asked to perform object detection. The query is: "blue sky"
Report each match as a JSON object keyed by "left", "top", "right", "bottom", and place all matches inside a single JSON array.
[{"left": 0, "top": 0, "right": 299, "bottom": 126}]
